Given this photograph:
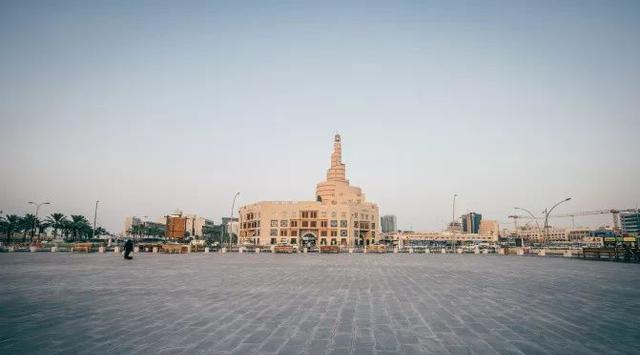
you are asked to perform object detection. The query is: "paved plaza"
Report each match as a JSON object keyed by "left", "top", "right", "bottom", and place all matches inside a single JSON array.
[{"left": 1, "top": 253, "right": 638, "bottom": 354}]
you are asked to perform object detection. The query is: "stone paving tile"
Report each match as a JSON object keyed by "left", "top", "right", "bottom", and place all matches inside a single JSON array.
[{"left": 1, "top": 253, "right": 639, "bottom": 354}]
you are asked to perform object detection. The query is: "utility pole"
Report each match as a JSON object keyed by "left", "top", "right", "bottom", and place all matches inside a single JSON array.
[
  {"left": 28, "top": 201, "right": 50, "bottom": 241},
  {"left": 508, "top": 215, "right": 522, "bottom": 247},
  {"left": 451, "top": 194, "right": 458, "bottom": 253},
  {"left": 514, "top": 207, "right": 543, "bottom": 246},
  {"left": 93, "top": 200, "right": 99, "bottom": 238}
]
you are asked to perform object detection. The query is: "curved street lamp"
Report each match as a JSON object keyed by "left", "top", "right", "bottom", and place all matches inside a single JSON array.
[
  {"left": 514, "top": 207, "right": 543, "bottom": 247},
  {"left": 228, "top": 192, "right": 240, "bottom": 249},
  {"left": 543, "top": 197, "right": 572, "bottom": 245}
]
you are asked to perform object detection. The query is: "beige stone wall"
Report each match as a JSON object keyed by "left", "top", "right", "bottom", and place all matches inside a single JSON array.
[{"left": 478, "top": 220, "right": 499, "bottom": 236}]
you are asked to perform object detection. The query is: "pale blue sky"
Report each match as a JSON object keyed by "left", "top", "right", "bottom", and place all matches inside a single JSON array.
[{"left": 1, "top": 0, "right": 639, "bottom": 233}]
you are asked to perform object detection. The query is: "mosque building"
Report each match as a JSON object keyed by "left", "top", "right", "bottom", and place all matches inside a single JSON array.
[{"left": 238, "top": 134, "right": 380, "bottom": 247}]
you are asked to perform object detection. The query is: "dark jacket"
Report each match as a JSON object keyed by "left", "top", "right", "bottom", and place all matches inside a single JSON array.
[{"left": 124, "top": 240, "right": 134, "bottom": 252}]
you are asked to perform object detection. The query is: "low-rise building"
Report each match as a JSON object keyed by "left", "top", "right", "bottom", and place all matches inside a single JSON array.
[{"left": 396, "top": 231, "right": 498, "bottom": 247}]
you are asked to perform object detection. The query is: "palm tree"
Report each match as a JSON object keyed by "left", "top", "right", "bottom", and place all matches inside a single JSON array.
[
  {"left": 128, "top": 224, "right": 145, "bottom": 239},
  {"left": 94, "top": 226, "right": 107, "bottom": 238},
  {"left": 61, "top": 219, "right": 72, "bottom": 241},
  {"left": 1, "top": 215, "right": 21, "bottom": 244},
  {"left": 46, "top": 213, "right": 67, "bottom": 240},
  {"left": 70, "top": 215, "right": 91, "bottom": 241},
  {"left": 37, "top": 220, "right": 51, "bottom": 241},
  {"left": 20, "top": 214, "right": 37, "bottom": 243}
]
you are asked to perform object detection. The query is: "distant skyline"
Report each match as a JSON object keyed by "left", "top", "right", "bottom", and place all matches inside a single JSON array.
[{"left": 1, "top": 1, "right": 639, "bottom": 233}]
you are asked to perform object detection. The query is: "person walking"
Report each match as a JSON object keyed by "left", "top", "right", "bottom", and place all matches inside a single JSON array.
[{"left": 123, "top": 239, "right": 134, "bottom": 260}]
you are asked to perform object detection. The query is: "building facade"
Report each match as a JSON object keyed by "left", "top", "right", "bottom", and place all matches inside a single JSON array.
[
  {"left": 461, "top": 212, "right": 482, "bottom": 234},
  {"left": 397, "top": 231, "right": 499, "bottom": 247},
  {"left": 620, "top": 211, "right": 640, "bottom": 236},
  {"left": 381, "top": 215, "right": 397, "bottom": 233},
  {"left": 239, "top": 134, "right": 380, "bottom": 247},
  {"left": 478, "top": 220, "right": 499, "bottom": 236},
  {"left": 166, "top": 211, "right": 188, "bottom": 239}
]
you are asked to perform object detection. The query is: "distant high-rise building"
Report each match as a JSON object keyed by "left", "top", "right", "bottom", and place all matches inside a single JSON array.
[
  {"left": 620, "top": 211, "right": 640, "bottom": 236},
  {"left": 381, "top": 215, "right": 397, "bottom": 233},
  {"left": 461, "top": 212, "right": 482, "bottom": 234}
]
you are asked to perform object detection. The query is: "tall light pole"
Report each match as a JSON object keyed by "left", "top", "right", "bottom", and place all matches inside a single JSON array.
[
  {"left": 92, "top": 200, "right": 99, "bottom": 239},
  {"left": 28, "top": 201, "right": 50, "bottom": 241},
  {"left": 543, "top": 197, "right": 572, "bottom": 246},
  {"left": 514, "top": 207, "right": 543, "bottom": 246},
  {"left": 451, "top": 194, "right": 458, "bottom": 253},
  {"left": 228, "top": 192, "right": 240, "bottom": 248}
]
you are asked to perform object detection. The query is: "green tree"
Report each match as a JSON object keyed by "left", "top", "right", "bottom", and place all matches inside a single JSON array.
[
  {"left": 94, "top": 226, "right": 107, "bottom": 238},
  {"left": 128, "top": 224, "right": 145, "bottom": 238},
  {"left": 37, "top": 220, "right": 50, "bottom": 241},
  {"left": 20, "top": 214, "right": 37, "bottom": 243},
  {"left": 46, "top": 213, "right": 68, "bottom": 240},
  {"left": 61, "top": 219, "right": 72, "bottom": 240},
  {"left": 1, "top": 215, "right": 21, "bottom": 244},
  {"left": 69, "top": 215, "right": 91, "bottom": 241}
]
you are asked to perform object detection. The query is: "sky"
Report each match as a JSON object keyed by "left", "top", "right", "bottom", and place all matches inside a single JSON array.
[{"left": 1, "top": 0, "right": 639, "bottom": 233}]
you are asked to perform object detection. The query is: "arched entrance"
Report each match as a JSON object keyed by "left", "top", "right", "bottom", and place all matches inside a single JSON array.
[{"left": 302, "top": 233, "right": 317, "bottom": 247}]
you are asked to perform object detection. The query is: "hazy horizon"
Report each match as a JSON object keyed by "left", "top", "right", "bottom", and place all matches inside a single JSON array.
[{"left": 1, "top": 1, "right": 639, "bottom": 234}]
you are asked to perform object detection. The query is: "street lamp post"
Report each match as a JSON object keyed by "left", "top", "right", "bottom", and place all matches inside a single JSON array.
[
  {"left": 92, "top": 200, "right": 99, "bottom": 239},
  {"left": 514, "top": 207, "right": 543, "bottom": 246},
  {"left": 228, "top": 192, "right": 240, "bottom": 249},
  {"left": 542, "top": 197, "right": 572, "bottom": 246},
  {"left": 451, "top": 194, "right": 458, "bottom": 253},
  {"left": 28, "top": 201, "right": 50, "bottom": 241}
]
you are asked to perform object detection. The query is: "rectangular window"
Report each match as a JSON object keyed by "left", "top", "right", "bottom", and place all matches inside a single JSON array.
[
  {"left": 280, "top": 220, "right": 288, "bottom": 228},
  {"left": 302, "top": 221, "right": 309, "bottom": 228},
  {"left": 340, "top": 220, "right": 347, "bottom": 228},
  {"left": 331, "top": 230, "right": 338, "bottom": 237},
  {"left": 330, "top": 238, "right": 337, "bottom": 245},
  {"left": 290, "top": 220, "right": 297, "bottom": 227},
  {"left": 270, "top": 238, "right": 277, "bottom": 245},
  {"left": 291, "top": 230, "right": 298, "bottom": 236},
  {"left": 270, "top": 229, "right": 277, "bottom": 236},
  {"left": 310, "top": 221, "right": 317, "bottom": 228},
  {"left": 331, "top": 220, "right": 338, "bottom": 228},
  {"left": 280, "top": 230, "right": 288, "bottom": 236},
  {"left": 341, "top": 238, "right": 347, "bottom": 245},
  {"left": 340, "top": 230, "right": 348, "bottom": 237},
  {"left": 320, "top": 221, "right": 328, "bottom": 228},
  {"left": 290, "top": 238, "right": 297, "bottom": 244},
  {"left": 321, "top": 231, "right": 327, "bottom": 237},
  {"left": 271, "top": 220, "right": 278, "bottom": 227}
]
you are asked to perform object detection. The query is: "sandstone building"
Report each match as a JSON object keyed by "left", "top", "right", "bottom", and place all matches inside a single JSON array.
[{"left": 239, "top": 134, "right": 380, "bottom": 247}]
